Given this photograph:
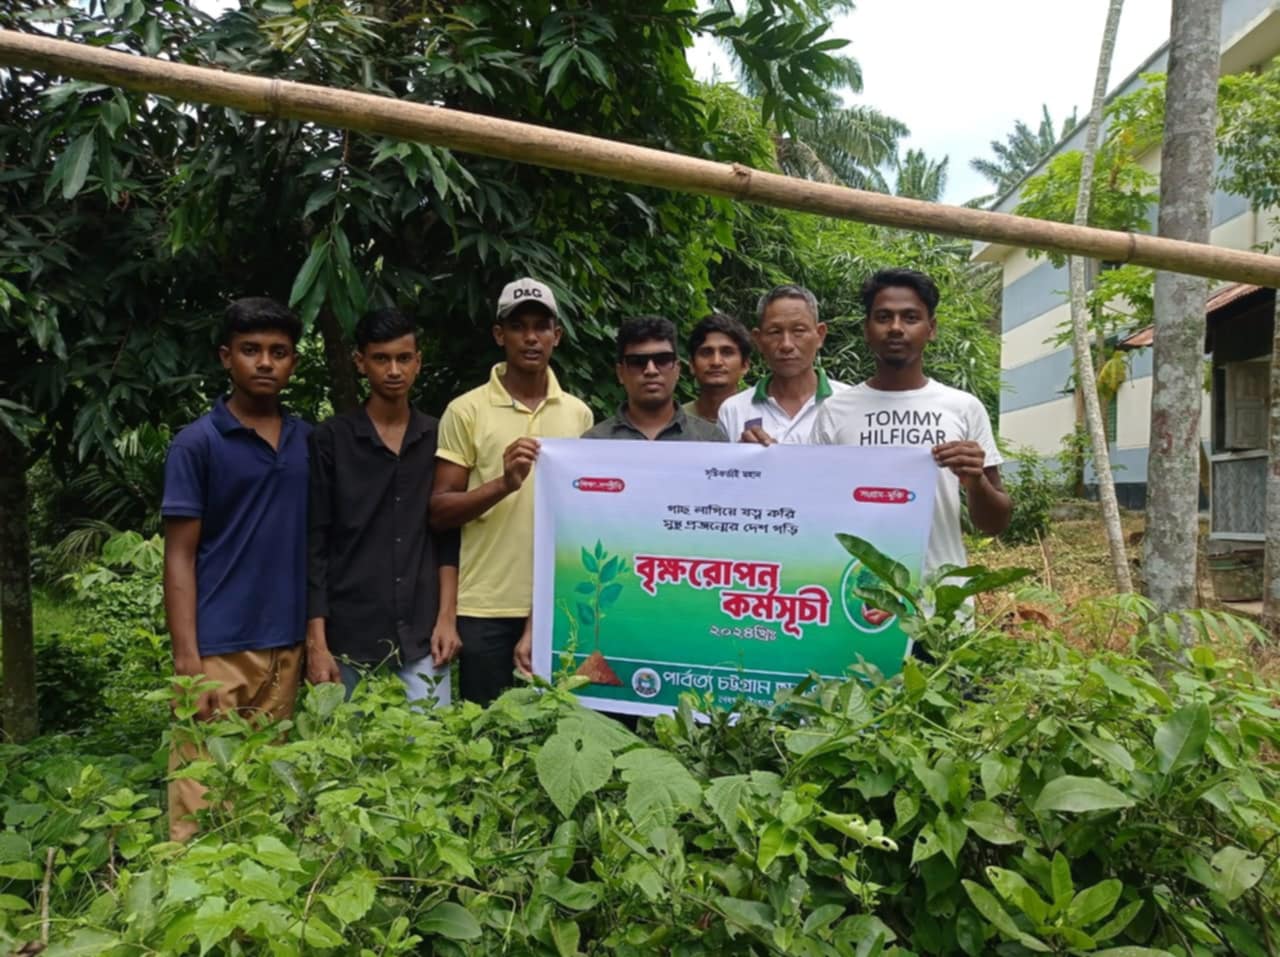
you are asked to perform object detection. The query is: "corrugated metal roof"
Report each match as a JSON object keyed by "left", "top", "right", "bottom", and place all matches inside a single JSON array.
[{"left": 1115, "top": 283, "right": 1270, "bottom": 350}]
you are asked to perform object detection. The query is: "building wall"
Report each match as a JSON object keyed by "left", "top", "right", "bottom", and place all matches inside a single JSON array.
[{"left": 983, "top": 0, "right": 1280, "bottom": 499}]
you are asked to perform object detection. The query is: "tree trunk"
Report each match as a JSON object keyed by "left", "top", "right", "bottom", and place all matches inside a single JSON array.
[
  {"left": 317, "top": 307, "right": 361, "bottom": 413},
  {"left": 0, "top": 428, "right": 37, "bottom": 742},
  {"left": 1069, "top": 0, "right": 1132, "bottom": 593},
  {"left": 1264, "top": 294, "right": 1280, "bottom": 633},
  {"left": 1144, "top": 0, "right": 1221, "bottom": 616}
]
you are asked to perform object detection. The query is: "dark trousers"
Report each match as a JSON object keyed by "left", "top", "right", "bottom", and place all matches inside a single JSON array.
[{"left": 457, "top": 616, "right": 525, "bottom": 705}]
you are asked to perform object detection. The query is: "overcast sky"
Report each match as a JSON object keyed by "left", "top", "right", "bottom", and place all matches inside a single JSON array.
[{"left": 690, "top": 0, "right": 1174, "bottom": 205}]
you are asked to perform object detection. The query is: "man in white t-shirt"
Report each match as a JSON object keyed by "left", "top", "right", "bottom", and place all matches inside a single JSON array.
[
  {"left": 812, "top": 268, "right": 1012, "bottom": 579},
  {"left": 718, "top": 284, "right": 850, "bottom": 445}
]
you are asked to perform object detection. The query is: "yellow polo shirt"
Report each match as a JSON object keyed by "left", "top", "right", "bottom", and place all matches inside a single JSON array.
[{"left": 437, "top": 363, "right": 593, "bottom": 618}]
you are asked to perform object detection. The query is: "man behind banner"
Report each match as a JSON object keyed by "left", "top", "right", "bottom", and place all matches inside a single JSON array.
[
  {"left": 583, "top": 315, "right": 728, "bottom": 443},
  {"left": 683, "top": 312, "right": 752, "bottom": 425},
  {"left": 813, "top": 268, "right": 1011, "bottom": 580},
  {"left": 718, "top": 284, "right": 850, "bottom": 445},
  {"left": 431, "top": 278, "right": 593, "bottom": 704}
]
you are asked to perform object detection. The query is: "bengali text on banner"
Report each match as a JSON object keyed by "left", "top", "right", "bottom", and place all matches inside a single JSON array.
[{"left": 532, "top": 440, "right": 938, "bottom": 717}]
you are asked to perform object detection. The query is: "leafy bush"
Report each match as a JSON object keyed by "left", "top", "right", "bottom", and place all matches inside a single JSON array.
[
  {"left": 34, "top": 532, "right": 169, "bottom": 750},
  {"left": 998, "top": 446, "right": 1064, "bottom": 545},
  {"left": 1, "top": 548, "right": 1275, "bottom": 955}
]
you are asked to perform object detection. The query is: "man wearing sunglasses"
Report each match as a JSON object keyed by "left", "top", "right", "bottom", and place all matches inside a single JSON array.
[{"left": 582, "top": 316, "right": 727, "bottom": 442}]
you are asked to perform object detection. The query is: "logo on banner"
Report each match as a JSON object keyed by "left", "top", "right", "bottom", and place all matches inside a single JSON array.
[
  {"left": 839, "top": 559, "right": 899, "bottom": 632},
  {"left": 631, "top": 668, "right": 661, "bottom": 698},
  {"left": 853, "top": 486, "right": 916, "bottom": 504},
  {"left": 573, "top": 477, "right": 625, "bottom": 493}
]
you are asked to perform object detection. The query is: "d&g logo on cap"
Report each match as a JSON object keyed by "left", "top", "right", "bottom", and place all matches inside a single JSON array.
[
  {"left": 513, "top": 286, "right": 544, "bottom": 300},
  {"left": 853, "top": 487, "right": 916, "bottom": 504},
  {"left": 573, "top": 477, "right": 625, "bottom": 493}
]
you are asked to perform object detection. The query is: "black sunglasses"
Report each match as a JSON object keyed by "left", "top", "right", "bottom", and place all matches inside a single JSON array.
[{"left": 621, "top": 351, "right": 678, "bottom": 372}]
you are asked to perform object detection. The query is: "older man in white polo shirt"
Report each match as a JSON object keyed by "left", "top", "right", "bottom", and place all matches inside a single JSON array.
[{"left": 718, "top": 284, "right": 850, "bottom": 445}]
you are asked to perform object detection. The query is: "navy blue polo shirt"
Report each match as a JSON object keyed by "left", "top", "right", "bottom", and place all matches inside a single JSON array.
[{"left": 161, "top": 397, "right": 311, "bottom": 657}]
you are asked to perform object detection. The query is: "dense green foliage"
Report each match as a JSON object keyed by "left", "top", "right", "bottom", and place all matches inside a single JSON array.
[{"left": 2, "top": 542, "right": 1275, "bottom": 955}]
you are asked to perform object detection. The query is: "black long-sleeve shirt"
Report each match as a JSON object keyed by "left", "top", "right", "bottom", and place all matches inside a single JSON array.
[{"left": 307, "top": 406, "right": 459, "bottom": 666}]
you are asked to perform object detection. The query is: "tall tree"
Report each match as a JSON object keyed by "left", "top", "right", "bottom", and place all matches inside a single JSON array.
[
  {"left": 971, "top": 104, "right": 1078, "bottom": 197},
  {"left": 775, "top": 106, "right": 908, "bottom": 191},
  {"left": 894, "top": 149, "right": 949, "bottom": 202},
  {"left": 1067, "top": 0, "right": 1132, "bottom": 593},
  {"left": 1144, "top": 0, "right": 1222, "bottom": 615}
]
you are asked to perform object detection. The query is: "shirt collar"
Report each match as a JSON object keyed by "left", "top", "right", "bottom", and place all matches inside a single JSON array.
[
  {"left": 211, "top": 395, "right": 296, "bottom": 435},
  {"left": 485, "top": 362, "right": 564, "bottom": 407},
  {"left": 614, "top": 402, "right": 684, "bottom": 437},
  {"left": 752, "top": 368, "right": 833, "bottom": 404},
  {"left": 353, "top": 403, "right": 430, "bottom": 446}
]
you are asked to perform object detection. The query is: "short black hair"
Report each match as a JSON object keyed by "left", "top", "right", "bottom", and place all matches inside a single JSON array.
[
  {"left": 860, "top": 269, "right": 941, "bottom": 318},
  {"left": 616, "top": 315, "right": 677, "bottom": 362},
  {"left": 355, "top": 308, "right": 418, "bottom": 350},
  {"left": 688, "top": 312, "right": 752, "bottom": 363},
  {"left": 221, "top": 297, "right": 302, "bottom": 346}
]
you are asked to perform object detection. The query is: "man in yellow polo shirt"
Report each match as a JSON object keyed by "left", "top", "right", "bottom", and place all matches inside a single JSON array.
[{"left": 431, "top": 278, "right": 593, "bottom": 704}]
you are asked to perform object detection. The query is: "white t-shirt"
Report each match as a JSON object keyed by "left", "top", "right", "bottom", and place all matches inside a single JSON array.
[
  {"left": 811, "top": 379, "right": 1003, "bottom": 578},
  {"left": 718, "top": 370, "right": 851, "bottom": 445}
]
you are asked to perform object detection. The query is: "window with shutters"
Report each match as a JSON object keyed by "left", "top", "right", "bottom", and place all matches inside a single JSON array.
[{"left": 1223, "top": 360, "right": 1269, "bottom": 451}]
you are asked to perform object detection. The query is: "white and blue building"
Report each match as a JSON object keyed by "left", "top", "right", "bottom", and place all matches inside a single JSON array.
[{"left": 974, "top": 0, "right": 1279, "bottom": 544}]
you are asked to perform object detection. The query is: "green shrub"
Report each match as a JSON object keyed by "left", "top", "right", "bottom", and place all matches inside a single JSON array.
[
  {"left": 1, "top": 548, "right": 1275, "bottom": 955},
  {"left": 999, "top": 446, "right": 1063, "bottom": 545}
]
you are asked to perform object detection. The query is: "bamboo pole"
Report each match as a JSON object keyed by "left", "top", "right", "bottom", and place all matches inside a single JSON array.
[{"left": 3, "top": 28, "right": 1279, "bottom": 288}]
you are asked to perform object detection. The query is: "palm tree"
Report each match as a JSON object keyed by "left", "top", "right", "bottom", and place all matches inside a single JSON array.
[
  {"left": 775, "top": 106, "right": 909, "bottom": 191},
  {"left": 970, "top": 104, "right": 1078, "bottom": 197},
  {"left": 894, "top": 149, "right": 948, "bottom": 202}
]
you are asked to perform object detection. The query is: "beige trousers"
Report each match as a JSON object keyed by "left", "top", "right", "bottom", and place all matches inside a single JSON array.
[{"left": 168, "top": 643, "right": 303, "bottom": 842}]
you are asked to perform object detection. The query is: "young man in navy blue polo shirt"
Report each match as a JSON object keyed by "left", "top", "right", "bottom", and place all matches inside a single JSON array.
[{"left": 161, "top": 297, "right": 310, "bottom": 841}]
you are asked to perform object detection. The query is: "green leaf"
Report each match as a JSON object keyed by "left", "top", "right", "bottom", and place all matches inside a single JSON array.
[
  {"left": 1203, "top": 845, "right": 1267, "bottom": 902},
  {"left": 599, "top": 583, "right": 623, "bottom": 607},
  {"left": 834, "top": 533, "right": 911, "bottom": 593},
  {"left": 911, "top": 825, "right": 942, "bottom": 865},
  {"left": 550, "top": 916, "right": 581, "bottom": 957},
  {"left": 1050, "top": 852, "right": 1074, "bottom": 910},
  {"left": 1034, "top": 776, "right": 1135, "bottom": 814},
  {"left": 1091, "top": 949, "right": 1176, "bottom": 956},
  {"left": 980, "top": 753, "right": 1020, "bottom": 799},
  {"left": 1077, "top": 731, "right": 1136, "bottom": 773},
  {"left": 716, "top": 896, "right": 774, "bottom": 931},
  {"left": 987, "top": 867, "right": 1049, "bottom": 925},
  {"left": 289, "top": 239, "right": 327, "bottom": 309},
  {"left": 911, "top": 758, "right": 949, "bottom": 808},
  {"left": 419, "top": 901, "right": 482, "bottom": 940},
  {"left": 615, "top": 747, "right": 701, "bottom": 828},
  {"left": 1092, "top": 899, "right": 1143, "bottom": 941},
  {"left": 964, "top": 801, "right": 1024, "bottom": 845},
  {"left": 44, "top": 930, "right": 121, "bottom": 957},
  {"left": 0, "top": 861, "right": 41, "bottom": 880},
  {"left": 302, "top": 914, "right": 345, "bottom": 948},
  {"left": 963, "top": 880, "right": 1037, "bottom": 946},
  {"left": 61, "top": 133, "right": 96, "bottom": 200},
  {"left": 705, "top": 774, "right": 749, "bottom": 834},
  {"left": 323, "top": 869, "right": 378, "bottom": 924},
  {"left": 539, "top": 874, "right": 601, "bottom": 911},
  {"left": 1067, "top": 878, "right": 1122, "bottom": 926},
  {"left": 253, "top": 835, "right": 302, "bottom": 872},
  {"left": 576, "top": 601, "right": 595, "bottom": 626},
  {"left": 535, "top": 728, "right": 613, "bottom": 817},
  {"left": 1153, "top": 702, "right": 1210, "bottom": 775},
  {"left": 193, "top": 895, "right": 235, "bottom": 955},
  {"left": 934, "top": 810, "right": 967, "bottom": 865},
  {"left": 756, "top": 819, "right": 796, "bottom": 871},
  {"left": 599, "top": 555, "right": 620, "bottom": 582},
  {"left": 580, "top": 547, "right": 599, "bottom": 574}
]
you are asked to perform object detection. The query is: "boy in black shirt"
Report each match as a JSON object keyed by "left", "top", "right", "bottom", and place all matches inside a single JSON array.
[{"left": 306, "top": 309, "right": 461, "bottom": 703}]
